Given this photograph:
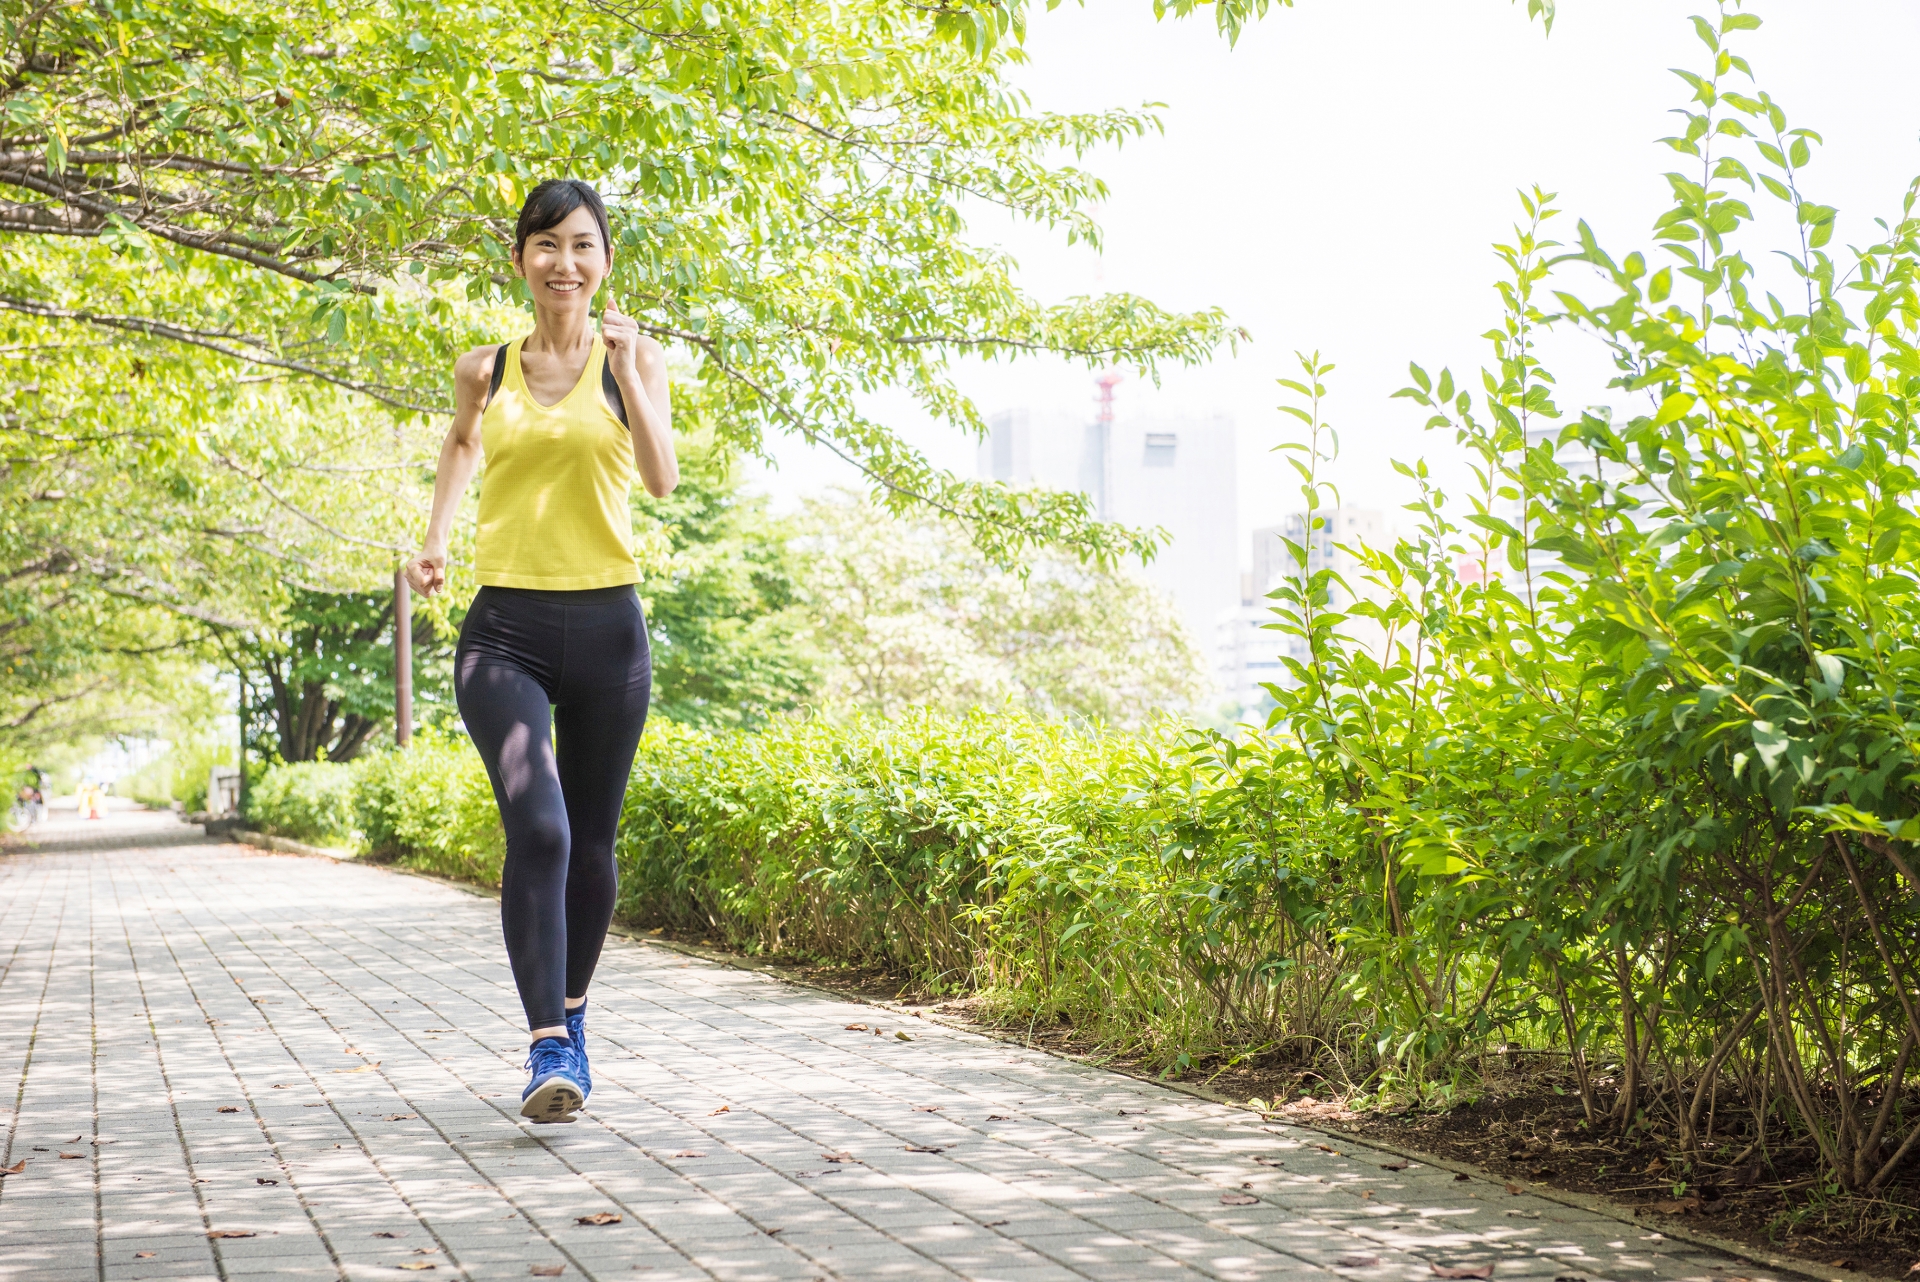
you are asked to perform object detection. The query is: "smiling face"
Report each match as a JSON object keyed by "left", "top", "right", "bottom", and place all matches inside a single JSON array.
[{"left": 512, "top": 205, "right": 610, "bottom": 313}]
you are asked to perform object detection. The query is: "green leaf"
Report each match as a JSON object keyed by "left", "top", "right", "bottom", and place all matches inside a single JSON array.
[{"left": 1653, "top": 391, "right": 1695, "bottom": 425}]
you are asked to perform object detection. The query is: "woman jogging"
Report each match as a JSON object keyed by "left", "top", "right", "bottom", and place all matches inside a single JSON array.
[{"left": 404, "top": 179, "right": 676, "bottom": 1122}]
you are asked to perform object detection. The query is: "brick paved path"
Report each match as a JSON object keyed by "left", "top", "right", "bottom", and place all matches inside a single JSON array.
[{"left": 1, "top": 810, "right": 1757, "bottom": 1282}]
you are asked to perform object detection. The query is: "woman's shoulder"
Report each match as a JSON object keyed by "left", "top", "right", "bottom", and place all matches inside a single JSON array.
[{"left": 454, "top": 342, "right": 507, "bottom": 386}]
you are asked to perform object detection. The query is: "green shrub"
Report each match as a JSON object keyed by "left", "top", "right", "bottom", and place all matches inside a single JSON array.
[
  {"left": 246, "top": 761, "right": 357, "bottom": 845},
  {"left": 122, "top": 738, "right": 233, "bottom": 811},
  {"left": 329, "top": 712, "right": 1346, "bottom": 1067},
  {"left": 615, "top": 708, "right": 1344, "bottom": 1061},
  {"left": 352, "top": 730, "right": 504, "bottom": 883}
]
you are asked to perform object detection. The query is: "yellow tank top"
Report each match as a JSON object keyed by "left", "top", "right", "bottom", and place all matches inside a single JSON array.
[{"left": 474, "top": 336, "right": 640, "bottom": 590}]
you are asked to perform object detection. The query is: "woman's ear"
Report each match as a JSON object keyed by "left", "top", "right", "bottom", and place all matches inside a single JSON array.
[{"left": 509, "top": 245, "right": 525, "bottom": 279}]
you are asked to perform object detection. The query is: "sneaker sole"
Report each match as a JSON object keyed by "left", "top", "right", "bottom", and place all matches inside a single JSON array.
[{"left": 520, "top": 1077, "right": 584, "bottom": 1121}]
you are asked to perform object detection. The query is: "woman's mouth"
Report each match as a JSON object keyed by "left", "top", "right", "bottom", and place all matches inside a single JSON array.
[{"left": 546, "top": 281, "right": 581, "bottom": 292}]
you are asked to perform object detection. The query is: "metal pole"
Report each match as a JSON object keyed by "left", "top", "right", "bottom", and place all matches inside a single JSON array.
[
  {"left": 394, "top": 566, "right": 413, "bottom": 747},
  {"left": 236, "top": 674, "right": 248, "bottom": 816}
]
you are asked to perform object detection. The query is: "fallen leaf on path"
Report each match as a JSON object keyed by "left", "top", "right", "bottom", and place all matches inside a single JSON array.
[
  {"left": 59, "top": 1152, "right": 83, "bottom": 1160},
  {"left": 904, "top": 1145, "right": 945, "bottom": 1154},
  {"left": 256, "top": 1178, "right": 277, "bottom": 1186},
  {"left": 844, "top": 1023, "right": 869, "bottom": 1031},
  {"left": 1453, "top": 1173, "right": 1470, "bottom": 1182},
  {"left": 575, "top": 1213, "right": 621, "bottom": 1226},
  {"left": 1830, "top": 1261, "right": 1854, "bottom": 1272},
  {"left": 764, "top": 1227, "right": 783, "bottom": 1236},
  {"left": 332, "top": 1063, "right": 380, "bottom": 1073},
  {"left": 1118, "top": 1108, "right": 1146, "bottom": 1115},
  {"left": 1553, "top": 1276, "right": 1588, "bottom": 1282},
  {"left": 530, "top": 1265, "right": 564, "bottom": 1277},
  {"left": 373, "top": 1232, "right": 404, "bottom": 1238},
  {"left": 397, "top": 1264, "right": 435, "bottom": 1271},
  {"left": 1505, "top": 1210, "right": 1540, "bottom": 1219},
  {"left": 1381, "top": 1160, "right": 1409, "bottom": 1171},
  {"left": 1220, "top": 1191, "right": 1260, "bottom": 1205},
  {"left": 207, "top": 1230, "right": 256, "bottom": 1239},
  {"left": 1431, "top": 1265, "right": 1493, "bottom": 1279},
  {"left": 344, "top": 1047, "right": 361, "bottom": 1055},
  {"left": 985, "top": 1219, "right": 1009, "bottom": 1227},
  {"left": 134, "top": 1252, "right": 155, "bottom": 1259},
  {"left": 985, "top": 1115, "right": 1012, "bottom": 1122},
  {"left": 1504, "top": 1183, "right": 1524, "bottom": 1195},
  {"left": 1529, "top": 1167, "right": 1554, "bottom": 1178},
  {"left": 822, "top": 1151, "right": 854, "bottom": 1162},
  {"left": 1337, "top": 1255, "right": 1382, "bottom": 1268},
  {"left": 708, "top": 1106, "right": 730, "bottom": 1116},
  {"left": 411, "top": 1248, "right": 440, "bottom": 1255},
  {"left": 217, "top": 1106, "right": 239, "bottom": 1114},
  {"left": 385, "top": 1114, "right": 417, "bottom": 1121},
  {"left": 912, "top": 1105, "right": 943, "bottom": 1112},
  {"left": 1254, "top": 1156, "right": 1284, "bottom": 1167},
  {"left": 1315, "top": 1143, "right": 1337, "bottom": 1153},
  {"left": 894, "top": 1030, "right": 913, "bottom": 1041},
  {"left": 1650, "top": 1197, "right": 1702, "bottom": 1215},
  {"left": 670, "top": 1150, "right": 704, "bottom": 1159},
  {"left": 1644, "top": 1158, "right": 1669, "bottom": 1175}
]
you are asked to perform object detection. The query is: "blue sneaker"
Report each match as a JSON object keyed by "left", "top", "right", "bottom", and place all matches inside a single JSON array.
[
  {"left": 519, "top": 1036, "right": 584, "bottom": 1122},
  {"left": 565, "top": 1003, "right": 592, "bottom": 1099}
]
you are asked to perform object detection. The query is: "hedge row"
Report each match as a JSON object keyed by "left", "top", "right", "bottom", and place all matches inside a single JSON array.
[{"left": 245, "top": 711, "right": 1341, "bottom": 1064}]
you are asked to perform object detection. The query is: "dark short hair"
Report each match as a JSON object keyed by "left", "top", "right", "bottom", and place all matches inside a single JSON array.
[{"left": 513, "top": 179, "right": 611, "bottom": 260}]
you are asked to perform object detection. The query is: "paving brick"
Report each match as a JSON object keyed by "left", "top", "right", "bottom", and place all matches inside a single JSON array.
[{"left": 1, "top": 811, "right": 1773, "bottom": 1282}]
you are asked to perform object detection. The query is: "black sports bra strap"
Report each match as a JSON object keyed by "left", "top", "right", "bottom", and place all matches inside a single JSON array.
[
  {"left": 481, "top": 339, "right": 628, "bottom": 427},
  {"left": 601, "top": 359, "right": 629, "bottom": 427},
  {"left": 485, "top": 343, "right": 507, "bottom": 408}
]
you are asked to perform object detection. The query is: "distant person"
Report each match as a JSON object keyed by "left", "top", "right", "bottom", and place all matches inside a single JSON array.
[
  {"left": 404, "top": 179, "right": 675, "bottom": 1123},
  {"left": 27, "top": 784, "right": 42, "bottom": 826}
]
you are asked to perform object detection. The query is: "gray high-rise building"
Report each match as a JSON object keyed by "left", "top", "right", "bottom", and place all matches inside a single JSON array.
[{"left": 979, "top": 404, "right": 1238, "bottom": 658}]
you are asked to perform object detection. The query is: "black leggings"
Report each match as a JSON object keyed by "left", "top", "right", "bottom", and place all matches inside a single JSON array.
[{"left": 455, "top": 585, "right": 651, "bottom": 1033}]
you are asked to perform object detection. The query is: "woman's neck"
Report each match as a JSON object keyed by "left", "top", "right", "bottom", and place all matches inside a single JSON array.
[{"left": 524, "top": 302, "right": 594, "bottom": 354}]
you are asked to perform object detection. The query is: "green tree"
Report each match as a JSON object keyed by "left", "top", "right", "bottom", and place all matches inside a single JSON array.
[
  {"left": 794, "top": 491, "right": 1209, "bottom": 724},
  {"left": 636, "top": 447, "right": 818, "bottom": 727},
  {"left": 225, "top": 589, "right": 452, "bottom": 763},
  {"left": 1, "top": 0, "right": 1233, "bottom": 567}
]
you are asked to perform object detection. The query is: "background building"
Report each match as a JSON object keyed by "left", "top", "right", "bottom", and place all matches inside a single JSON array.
[
  {"left": 1214, "top": 508, "right": 1389, "bottom": 719},
  {"left": 978, "top": 396, "right": 1239, "bottom": 656}
]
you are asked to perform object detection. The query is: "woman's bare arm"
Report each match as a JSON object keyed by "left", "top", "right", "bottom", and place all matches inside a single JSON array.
[
  {"left": 403, "top": 345, "right": 497, "bottom": 596},
  {"left": 600, "top": 301, "right": 677, "bottom": 498}
]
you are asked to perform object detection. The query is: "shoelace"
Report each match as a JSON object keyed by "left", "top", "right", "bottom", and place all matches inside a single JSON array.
[{"left": 523, "top": 1039, "right": 574, "bottom": 1080}]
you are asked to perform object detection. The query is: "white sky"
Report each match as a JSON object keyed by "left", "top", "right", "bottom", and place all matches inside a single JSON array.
[{"left": 748, "top": 0, "right": 1920, "bottom": 565}]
